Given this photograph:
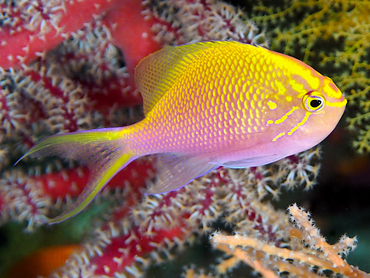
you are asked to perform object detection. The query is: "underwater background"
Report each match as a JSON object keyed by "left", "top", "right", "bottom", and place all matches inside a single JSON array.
[{"left": 0, "top": 0, "right": 369, "bottom": 277}]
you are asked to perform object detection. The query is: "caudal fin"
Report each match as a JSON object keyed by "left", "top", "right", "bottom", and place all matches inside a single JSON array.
[{"left": 17, "top": 127, "right": 135, "bottom": 224}]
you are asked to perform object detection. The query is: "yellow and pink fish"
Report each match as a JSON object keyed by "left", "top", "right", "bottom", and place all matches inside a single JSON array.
[{"left": 18, "top": 41, "right": 346, "bottom": 223}]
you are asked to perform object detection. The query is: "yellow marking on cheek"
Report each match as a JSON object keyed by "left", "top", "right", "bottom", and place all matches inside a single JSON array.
[
  {"left": 267, "top": 100, "right": 277, "bottom": 110},
  {"left": 287, "top": 126, "right": 298, "bottom": 136},
  {"left": 272, "top": 132, "right": 286, "bottom": 142},
  {"left": 267, "top": 120, "right": 273, "bottom": 125},
  {"left": 274, "top": 106, "right": 299, "bottom": 124},
  {"left": 297, "top": 112, "right": 310, "bottom": 127},
  {"left": 287, "top": 112, "right": 311, "bottom": 136}
]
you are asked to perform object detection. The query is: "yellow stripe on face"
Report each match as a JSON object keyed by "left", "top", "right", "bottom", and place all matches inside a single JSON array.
[
  {"left": 272, "top": 132, "right": 286, "bottom": 142},
  {"left": 287, "top": 126, "right": 298, "bottom": 136},
  {"left": 297, "top": 112, "right": 310, "bottom": 127},
  {"left": 287, "top": 112, "right": 311, "bottom": 136},
  {"left": 274, "top": 106, "right": 299, "bottom": 125}
]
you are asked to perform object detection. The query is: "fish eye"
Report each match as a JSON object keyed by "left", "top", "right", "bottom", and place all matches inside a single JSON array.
[{"left": 302, "top": 91, "right": 325, "bottom": 112}]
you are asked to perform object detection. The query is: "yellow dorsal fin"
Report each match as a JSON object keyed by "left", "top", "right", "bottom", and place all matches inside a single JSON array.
[{"left": 134, "top": 41, "right": 240, "bottom": 115}]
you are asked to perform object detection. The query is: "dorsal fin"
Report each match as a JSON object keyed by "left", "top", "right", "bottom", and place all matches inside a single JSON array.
[{"left": 134, "top": 41, "right": 239, "bottom": 115}]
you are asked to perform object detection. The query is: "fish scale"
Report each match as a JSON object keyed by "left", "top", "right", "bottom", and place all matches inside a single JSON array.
[
  {"left": 17, "top": 41, "right": 346, "bottom": 223},
  {"left": 138, "top": 50, "right": 266, "bottom": 153}
]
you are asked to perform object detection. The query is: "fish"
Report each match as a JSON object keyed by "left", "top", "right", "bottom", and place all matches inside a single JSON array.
[{"left": 17, "top": 41, "right": 347, "bottom": 224}]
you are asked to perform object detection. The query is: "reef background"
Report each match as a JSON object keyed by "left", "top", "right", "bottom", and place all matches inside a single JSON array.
[{"left": 0, "top": 0, "right": 369, "bottom": 277}]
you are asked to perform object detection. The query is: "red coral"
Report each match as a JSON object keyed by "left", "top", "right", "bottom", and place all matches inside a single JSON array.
[{"left": 0, "top": 0, "right": 121, "bottom": 69}]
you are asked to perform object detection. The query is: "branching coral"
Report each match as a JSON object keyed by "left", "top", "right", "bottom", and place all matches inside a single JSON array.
[
  {"left": 50, "top": 167, "right": 292, "bottom": 277},
  {"left": 211, "top": 204, "right": 368, "bottom": 278},
  {"left": 249, "top": 0, "right": 370, "bottom": 153}
]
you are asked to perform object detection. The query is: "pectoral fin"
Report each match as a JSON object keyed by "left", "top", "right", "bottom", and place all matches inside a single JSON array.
[
  {"left": 221, "top": 154, "right": 281, "bottom": 168},
  {"left": 147, "top": 154, "right": 217, "bottom": 194}
]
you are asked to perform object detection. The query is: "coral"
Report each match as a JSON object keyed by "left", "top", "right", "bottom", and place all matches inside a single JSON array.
[
  {"left": 0, "top": 0, "right": 366, "bottom": 277},
  {"left": 0, "top": 0, "right": 121, "bottom": 69},
  {"left": 249, "top": 0, "right": 370, "bottom": 153},
  {"left": 211, "top": 204, "right": 369, "bottom": 278},
  {"left": 50, "top": 167, "right": 291, "bottom": 277}
]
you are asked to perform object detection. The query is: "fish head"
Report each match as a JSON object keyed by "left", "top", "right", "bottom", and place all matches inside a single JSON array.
[
  {"left": 263, "top": 56, "right": 346, "bottom": 153},
  {"left": 296, "top": 75, "right": 346, "bottom": 135}
]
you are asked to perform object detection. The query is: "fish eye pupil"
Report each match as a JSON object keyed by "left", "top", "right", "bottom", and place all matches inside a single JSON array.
[{"left": 310, "top": 99, "right": 322, "bottom": 108}]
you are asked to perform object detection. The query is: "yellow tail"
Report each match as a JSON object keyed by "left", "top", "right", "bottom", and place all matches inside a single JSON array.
[{"left": 17, "top": 127, "right": 134, "bottom": 224}]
